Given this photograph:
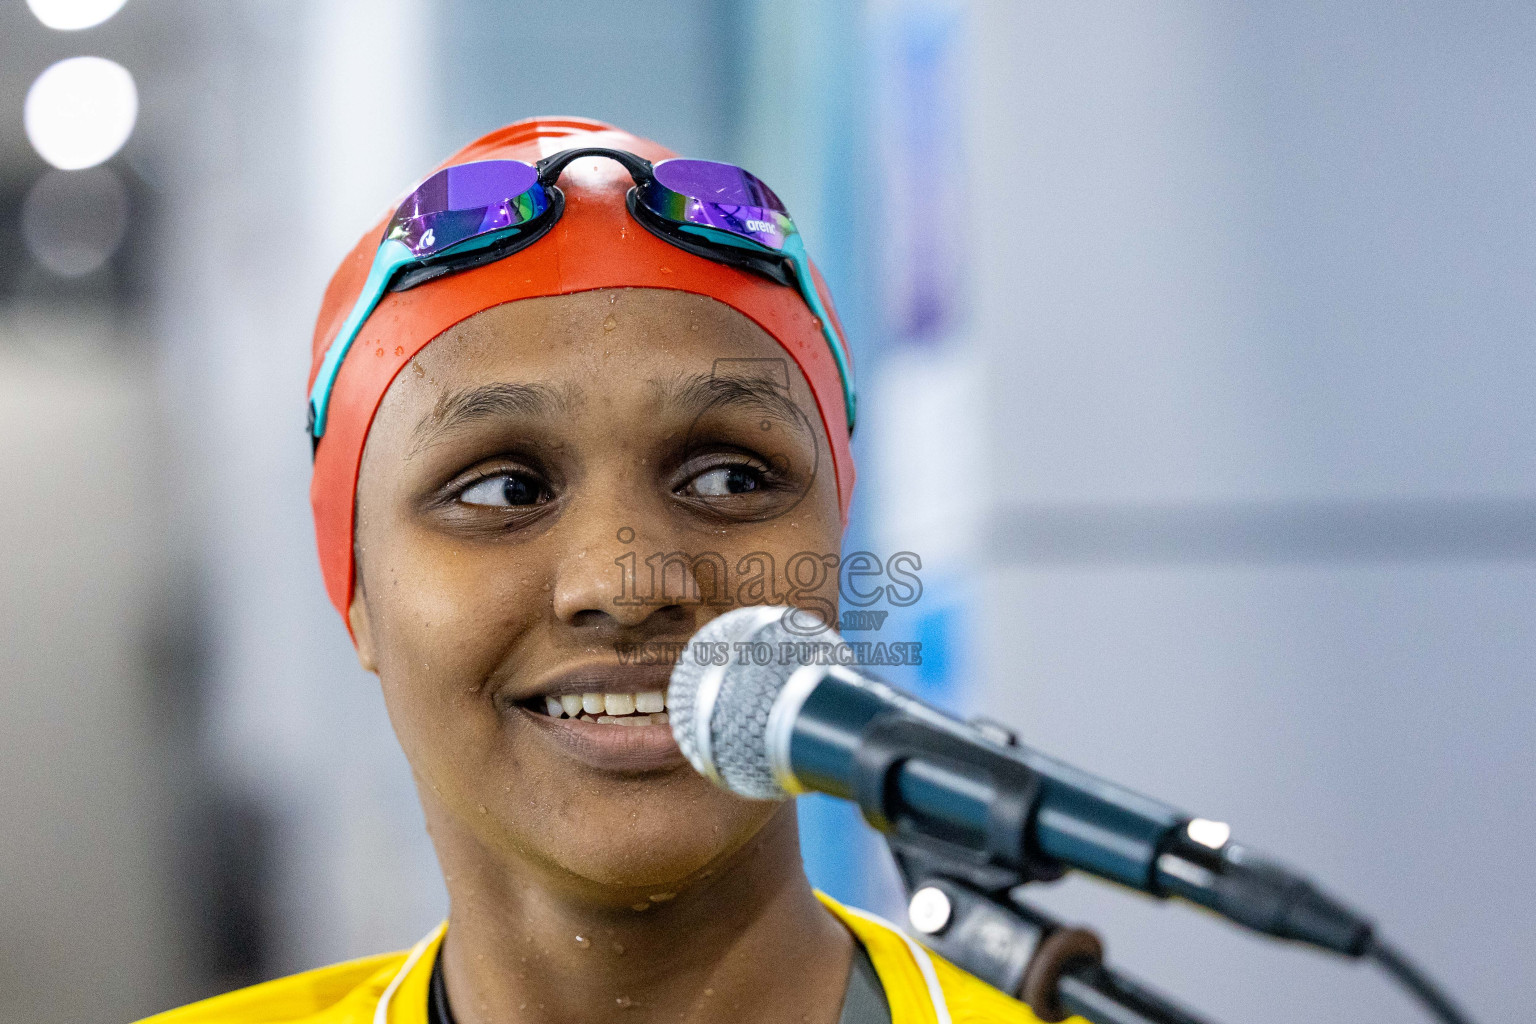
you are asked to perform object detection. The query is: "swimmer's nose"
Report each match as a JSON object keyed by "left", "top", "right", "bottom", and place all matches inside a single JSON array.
[{"left": 550, "top": 515, "right": 693, "bottom": 632}]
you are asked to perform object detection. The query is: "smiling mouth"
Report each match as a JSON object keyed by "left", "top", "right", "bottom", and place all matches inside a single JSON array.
[
  {"left": 511, "top": 663, "right": 684, "bottom": 772},
  {"left": 522, "top": 689, "right": 670, "bottom": 727},
  {"left": 517, "top": 682, "right": 684, "bottom": 773}
]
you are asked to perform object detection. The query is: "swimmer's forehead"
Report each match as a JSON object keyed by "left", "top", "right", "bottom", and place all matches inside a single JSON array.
[
  {"left": 378, "top": 289, "right": 818, "bottom": 446},
  {"left": 401, "top": 289, "right": 804, "bottom": 387},
  {"left": 404, "top": 373, "right": 812, "bottom": 449},
  {"left": 413, "top": 288, "right": 779, "bottom": 356}
]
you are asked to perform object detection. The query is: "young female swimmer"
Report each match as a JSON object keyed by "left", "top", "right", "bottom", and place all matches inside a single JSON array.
[{"left": 139, "top": 118, "right": 1034, "bottom": 1024}]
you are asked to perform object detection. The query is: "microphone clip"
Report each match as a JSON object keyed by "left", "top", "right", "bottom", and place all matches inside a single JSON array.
[
  {"left": 852, "top": 712, "right": 1063, "bottom": 884},
  {"left": 885, "top": 837, "right": 1222, "bottom": 1024}
]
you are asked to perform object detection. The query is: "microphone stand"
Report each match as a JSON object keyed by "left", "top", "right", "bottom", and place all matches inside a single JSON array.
[{"left": 886, "top": 834, "right": 1226, "bottom": 1024}]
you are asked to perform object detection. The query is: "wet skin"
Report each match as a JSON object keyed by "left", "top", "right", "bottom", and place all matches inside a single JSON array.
[{"left": 349, "top": 288, "right": 852, "bottom": 1024}]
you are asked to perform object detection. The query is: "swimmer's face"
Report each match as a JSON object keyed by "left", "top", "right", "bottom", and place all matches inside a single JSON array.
[{"left": 350, "top": 288, "right": 842, "bottom": 901}]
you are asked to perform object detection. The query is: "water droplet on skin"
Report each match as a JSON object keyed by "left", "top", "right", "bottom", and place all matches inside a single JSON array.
[
  {"left": 575, "top": 935, "right": 590, "bottom": 948},
  {"left": 477, "top": 805, "right": 487, "bottom": 814},
  {"left": 603, "top": 314, "right": 618, "bottom": 331},
  {"left": 616, "top": 995, "right": 634, "bottom": 1009}
]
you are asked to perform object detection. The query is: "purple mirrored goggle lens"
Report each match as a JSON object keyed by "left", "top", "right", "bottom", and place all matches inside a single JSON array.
[
  {"left": 643, "top": 158, "right": 794, "bottom": 251},
  {"left": 385, "top": 159, "right": 548, "bottom": 257},
  {"left": 388, "top": 156, "right": 787, "bottom": 262}
]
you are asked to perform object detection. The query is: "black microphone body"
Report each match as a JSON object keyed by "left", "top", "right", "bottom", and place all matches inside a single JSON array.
[
  {"left": 786, "top": 664, "right": 1369, "bottom": 954},
  {"left": 788, "top": 665, "right": 1184, "bottom": 889},
  {"left": 669, "top": 607, "right": 1373, "bottom": 957}
]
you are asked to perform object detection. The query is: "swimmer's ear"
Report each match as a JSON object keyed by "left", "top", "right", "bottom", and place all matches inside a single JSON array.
[{"left": 348, "top": 580, "right": 378, "bottom": 673}]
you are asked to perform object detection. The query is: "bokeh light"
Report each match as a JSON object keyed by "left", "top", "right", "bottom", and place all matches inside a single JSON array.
[
  {"left": 22, "top": 167, "right": 130, "bottom": 278},
  {"left": 25, "top": 0, "right": 130, "bottom": 32},
  {"left": 24, "top": 56, "right": 138, "bottom": 171}
]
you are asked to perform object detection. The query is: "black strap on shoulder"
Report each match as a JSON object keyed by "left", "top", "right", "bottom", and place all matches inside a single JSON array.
[{"left": 428, "top": 944, "right": 457, "bottom": 1024}]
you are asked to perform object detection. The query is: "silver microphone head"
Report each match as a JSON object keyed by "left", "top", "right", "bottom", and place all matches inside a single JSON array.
[{"left": 668, "top": 605, "right": 840, "bottom": 800}]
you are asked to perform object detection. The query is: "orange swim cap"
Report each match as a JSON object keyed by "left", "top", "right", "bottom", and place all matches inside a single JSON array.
[{"left": 308, "top": 117, "right": 855, "bottom": 622}]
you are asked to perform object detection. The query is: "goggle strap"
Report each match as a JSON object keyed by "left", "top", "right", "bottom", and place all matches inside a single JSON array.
[
  {"left": 309, "top": 237, "right": 417, "bottom": 443},
  {"left": 781, "top": 233, "right": 857, "bottom": 431}
]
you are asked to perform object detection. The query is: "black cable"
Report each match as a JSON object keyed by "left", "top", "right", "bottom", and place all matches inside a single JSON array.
[{"left": 1364, "top": 934, "right": 1477, "bottom": 1024}]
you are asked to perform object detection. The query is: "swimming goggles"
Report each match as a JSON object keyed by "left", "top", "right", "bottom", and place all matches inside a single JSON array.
[{"left": 308, "top": 147, "right": 855, "bottom": 447}]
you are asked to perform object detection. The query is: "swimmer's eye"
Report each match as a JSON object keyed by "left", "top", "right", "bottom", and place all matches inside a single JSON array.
[
  {"left": 686, "top": 465, "right": 763, "bottom": 497},
  {"left": 457, "top": 471, "right": 551, "bottom": 507},
  {"left": 673, "top": 454, "right": 798, "bottom": 522}
]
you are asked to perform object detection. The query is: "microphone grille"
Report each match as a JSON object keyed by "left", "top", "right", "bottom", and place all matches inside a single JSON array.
[{"left": 669, "top": 606, "right": 826, "bottom": 801}]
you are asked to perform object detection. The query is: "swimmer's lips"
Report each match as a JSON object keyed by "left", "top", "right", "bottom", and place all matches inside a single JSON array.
[
  {"left": 513, "top": 661, "right": 686, "bottom": 773},
  {"left": 522, "top": 711, "right": 687, "bottom": 773}
]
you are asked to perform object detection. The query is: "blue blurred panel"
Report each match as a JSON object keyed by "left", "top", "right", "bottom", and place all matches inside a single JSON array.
[
  {"left": 796, "top": 793, "right": 878, "bottom": 906},
  {"left": 797, "top": 578, "right": 975, "bottom": 918}
]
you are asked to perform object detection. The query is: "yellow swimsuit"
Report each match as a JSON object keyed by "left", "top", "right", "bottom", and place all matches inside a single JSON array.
[{"left": 136, "top": 893, "right": 1047, "bottom": 1024}]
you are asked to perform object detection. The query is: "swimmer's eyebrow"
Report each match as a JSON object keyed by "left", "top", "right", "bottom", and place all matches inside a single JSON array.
[
  {"left": 662, "top": 372, "right": 808, "bottom": 433},
  {"left": 412, "top": 381, "right": 574, "bottom": 447}
]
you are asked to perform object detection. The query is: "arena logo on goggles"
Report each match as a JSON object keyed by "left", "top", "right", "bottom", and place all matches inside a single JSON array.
[{"left": 306, "top": 148, "right": 857, "bottom": 448}]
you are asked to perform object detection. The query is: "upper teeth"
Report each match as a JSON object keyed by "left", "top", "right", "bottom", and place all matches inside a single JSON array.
[{"left": 544, "top": 691, "right": 668, "bottom": 725}]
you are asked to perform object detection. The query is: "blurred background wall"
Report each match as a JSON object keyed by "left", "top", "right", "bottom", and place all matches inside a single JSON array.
[{"left": 0, "top": 2, "right": 1529, "bottom": 1022}]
